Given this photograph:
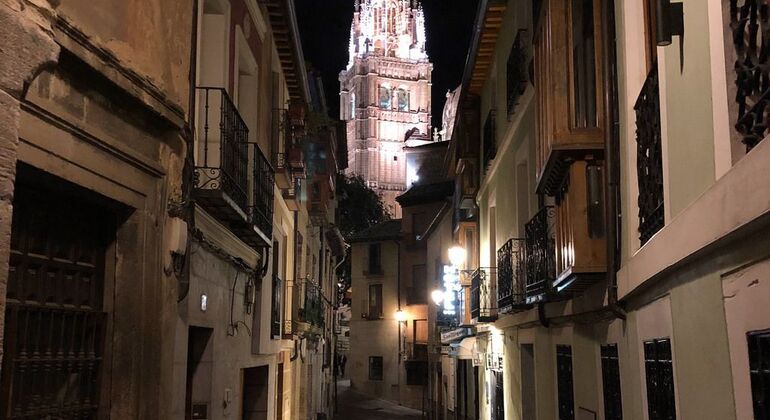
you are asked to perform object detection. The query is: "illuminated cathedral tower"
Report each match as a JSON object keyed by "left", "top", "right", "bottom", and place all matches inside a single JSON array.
[{"left": 340, "top": 0, "right": 433, "bottom": 218}]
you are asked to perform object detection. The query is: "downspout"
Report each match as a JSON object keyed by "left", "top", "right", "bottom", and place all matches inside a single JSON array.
[
  {"left": 178, "top": 0, "right": 199, "bottom": 302},
  {"left": 603, "top": 0, "right": 625, "bottom": 319}
]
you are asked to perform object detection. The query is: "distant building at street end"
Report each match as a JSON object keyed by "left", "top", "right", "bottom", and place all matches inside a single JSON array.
[{"left": 340, "top": 0, "right": 434, "bottom": 218}]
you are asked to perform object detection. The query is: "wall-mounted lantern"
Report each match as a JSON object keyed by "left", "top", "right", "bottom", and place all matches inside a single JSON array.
[{"left": 656, "top": 0, "right": 684, "bottom": 46}]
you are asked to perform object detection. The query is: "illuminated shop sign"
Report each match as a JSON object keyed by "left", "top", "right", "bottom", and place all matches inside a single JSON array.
[{"left": 442, "top": 265, "right": 461, "bottom": 316}]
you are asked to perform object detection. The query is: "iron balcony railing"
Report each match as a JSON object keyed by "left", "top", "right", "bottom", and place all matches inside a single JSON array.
[
  {"left": 497, "top": 238, "right": 530, "bottom": 313},
  {"left": 282, "top": 279, "right": 299, "bottom": 339},
  {"left": 299, "top": 279, "right": 324, "bottom": 328},
  {"left": 195, "top": 87, "right": 250, "bottom": 213},
  {"left": 470, "top": 268, "right": 497, "bottom": 323},
  {"left": 634, "top": 68, "right": 664, "bottom": 245},
  {"left": 525, "top": 206, "right": 556, "bottom": 303},
  {"left": 271, "top": 108, "right": 289, "bottom": 171},
  {"left": 252, "top": 145, "right": 275, "bottom": 239}
]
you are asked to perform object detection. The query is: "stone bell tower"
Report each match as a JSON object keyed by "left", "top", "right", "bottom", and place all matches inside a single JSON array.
[{"left": 340, "top": 0, "right": 433, "bottom": 218}]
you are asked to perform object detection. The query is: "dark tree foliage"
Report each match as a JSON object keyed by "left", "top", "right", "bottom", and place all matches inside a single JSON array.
[
  {"left": 336, "top": 173, "right": 389, "bottom": 239},
  {"left": 335, "top": 173, "right": 389, "bottom": 305}
]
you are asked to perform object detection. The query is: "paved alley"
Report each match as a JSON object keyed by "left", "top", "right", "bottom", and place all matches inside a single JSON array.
[{"left": 334, "top": 381, "right": 424, "bottom": 420}]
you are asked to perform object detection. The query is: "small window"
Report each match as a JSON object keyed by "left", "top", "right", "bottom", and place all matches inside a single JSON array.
[
  {"left": 748, "top": 330, "right": 770, "bottom": 420},
  {"left": 369, "top": 356, "right": 384, "bottom": 380},
  {"left": 644, "top": 338, "right": 676, "bottom": 420},
  {"left": 570, "top": 0, "right": 598, "bottom": 128},
  {"left": 393, "top": 156, "right": 398, "bottom": 161},
  {"left": 368, "top": 243, "right": 382, "bottom": 274},
  {"left": 557, "top": 345, "right": 575, "bottom": 420},
  {"left": 601, "top": 344, "right": 623, "bottom": 420},
  {"left": 368, "top": 284, "right": 383, "bottom": 319},
  {"left": 397, "top": 88, "right": 409, "bottom": 111},
  {"left": 379, "top": 86, "right": 392, "bottom": 109}
]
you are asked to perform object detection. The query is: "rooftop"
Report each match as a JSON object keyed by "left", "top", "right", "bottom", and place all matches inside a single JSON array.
[{"left": 348, "top": 219, "right": 402, "bottom": 242}]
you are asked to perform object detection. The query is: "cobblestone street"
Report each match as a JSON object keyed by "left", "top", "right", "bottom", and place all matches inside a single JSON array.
[{"left": 334, "top": 381, "right": 424, "bottom": 420}]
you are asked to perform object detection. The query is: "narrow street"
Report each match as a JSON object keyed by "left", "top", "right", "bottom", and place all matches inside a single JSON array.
[{"left": 334, "top": 380, "right": 423, "bottom": 420}]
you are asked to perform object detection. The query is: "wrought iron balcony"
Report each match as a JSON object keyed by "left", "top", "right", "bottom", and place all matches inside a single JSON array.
[
  {"left": 282, "top": 279, "right": 300, "bottom": 339},
  {"left": 525, "top": 206, "right": 556, "bottom": 303},
  {"left": 194, "top": 87, "right": 250, "bottom": 218},
  {"left": 470, "top": 268, "right": 497, "bottom": 323},
  {"left": 194, "top": 87, "right": 275, "bottom": 248},
  {"left": 299, "top": 279, "right": 324, "bottom": 329},
  {"left": 497, "top": 238, "right": 532, "bottom": 314},
  {"left": 634, "top": 68, "right": 664, "bottom": 245},
  {"left": 251, "top": 145, "right": 274, "bottom": 244},
  {"left": 271, "top": 108, "right": 292, "bottom": 189}
]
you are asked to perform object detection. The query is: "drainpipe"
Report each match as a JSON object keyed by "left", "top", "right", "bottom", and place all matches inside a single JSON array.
[
  {"left": 178, "top": 0, "right": 199, "bottom": 303},
  {"left": 603, "top": 0, "right": 625, "bottom": 319}
]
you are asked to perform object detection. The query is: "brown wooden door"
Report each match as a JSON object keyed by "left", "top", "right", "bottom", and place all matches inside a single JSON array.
[{"left": 0, "top": 185, "right": 112, "bottom": 419}]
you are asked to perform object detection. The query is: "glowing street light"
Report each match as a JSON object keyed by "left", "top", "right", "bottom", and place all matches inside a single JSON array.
[
  {"left": 448, "top": 245, "right": 467, "bottom": 268},
  {"left": 395, "top": 309, "right": 407, "bottom": 323},
  {"left": 431, "top": 289, "right": 445, "bottom": 305}
]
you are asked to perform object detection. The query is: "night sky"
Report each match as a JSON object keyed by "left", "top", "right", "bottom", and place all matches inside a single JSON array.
[{"left": 295, "top": 0, "right": 479, "bottom": 129}]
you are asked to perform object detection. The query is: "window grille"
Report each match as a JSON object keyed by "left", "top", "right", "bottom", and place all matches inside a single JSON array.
[
  {"left": 644, "top": 338, "right": 676, "bottom": 420},
  {"left": 748, "top": 330, "right": 770, "bottom": 420},
  {"left": 557, "top": 345, "right": 575, "bottom": 420},
  {"left": 601, "top": 344, "right": 623, "bottom": 420}
]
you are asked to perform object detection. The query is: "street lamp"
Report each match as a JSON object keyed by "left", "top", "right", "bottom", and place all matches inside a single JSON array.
[
  {"left": 431, "top": 289, "right": 445, "bottom": 305},
  {"left": 448, "top": 245, "right": 467, "bottom": 268},
  {"left": 395, "top": 309, "right": 407, "bottom": 323}
]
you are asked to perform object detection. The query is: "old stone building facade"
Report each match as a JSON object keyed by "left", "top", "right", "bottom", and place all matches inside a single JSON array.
[
  {"left": 339, "top": 0, "right": 433, "bottom": 218},
  {"left": 0, "top": 1, "right": 345, "bottom": 419}
]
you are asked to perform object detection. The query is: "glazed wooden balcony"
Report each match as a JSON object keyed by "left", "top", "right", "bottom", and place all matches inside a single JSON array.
[
  {"left": 552, "top": 161, "right": 607, "bottom": 293},
  {"left": 534, "top": 0, "right": 607, "bottom": 195}
]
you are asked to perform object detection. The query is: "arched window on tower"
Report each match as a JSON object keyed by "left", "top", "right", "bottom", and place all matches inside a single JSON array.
[
  {"left": 397, "top": 88, "right": 409, "bottom": 111},
  {"left": 379, "top": 85, "right": 392, "bottom": 109}
]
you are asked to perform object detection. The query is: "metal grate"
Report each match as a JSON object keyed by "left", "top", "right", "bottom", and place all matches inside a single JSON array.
[
  {"left": 748, "top": 330, "right": 770, "bottom": 420},
  {"left": 634, "top": 68, "right": 664, "bottom": 245},
  {"left": 644, "top": 338, "right": 676, "bottom": 420},
  {"left": 557, "top": 345, "right": 575, "bottom": 420},
  {"left": 601, "top": 344, "right": 623, "bottom": 420}
]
